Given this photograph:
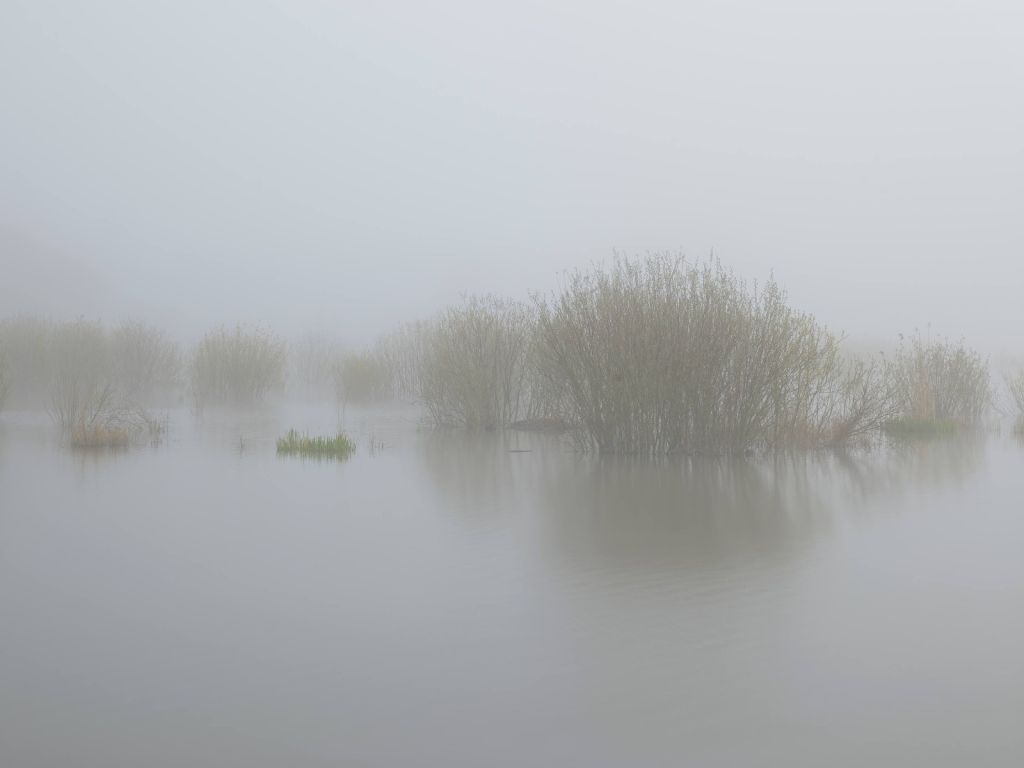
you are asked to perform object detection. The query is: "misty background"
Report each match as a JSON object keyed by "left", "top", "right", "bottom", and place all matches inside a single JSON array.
[{"left": 1, "top": 0, "right": 1021, "bottom": 350}]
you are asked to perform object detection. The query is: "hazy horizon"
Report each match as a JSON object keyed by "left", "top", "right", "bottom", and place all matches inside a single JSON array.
[{"left": 3, "top": 1, "right": 1022, "bottom": 351}]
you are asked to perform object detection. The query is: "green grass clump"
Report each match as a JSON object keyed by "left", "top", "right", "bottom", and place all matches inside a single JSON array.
[
  {"left": 276, "top": 429, "right": 356, "bottom": 459},
  {"left": 882, "top": 418, "right": 961, "bottom": 439}
]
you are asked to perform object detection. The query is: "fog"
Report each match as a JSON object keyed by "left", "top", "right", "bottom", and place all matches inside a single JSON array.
[{"left": 2, "top": 0, "right": 1022, "bottom": 349}]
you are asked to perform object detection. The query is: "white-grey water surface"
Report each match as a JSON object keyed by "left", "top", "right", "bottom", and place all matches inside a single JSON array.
[{"left": 1, "top": 406, "right": 1022, "bottom": 767}]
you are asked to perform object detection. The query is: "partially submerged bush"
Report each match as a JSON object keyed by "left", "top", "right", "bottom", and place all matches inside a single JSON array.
[
  {"left": 0, "top": 316, "right": 180, "bottom": 410},
  {"left": 276, "top": 429, "right": 356, "bottom": 459},
  {"left": 190, "top": 325, "right": 286, "bottom": 407},
  {"left": 420, "top": 296, "right": 533, "bottom": 428},
  {"left": 886, "top": 332, "right": 990, "bottom": 430},
  {"left": 48, "top": 319, "right": 116, "bottom": 431},
  {"left": 534, "top": 254, "right": 895, "bottom": 455}
]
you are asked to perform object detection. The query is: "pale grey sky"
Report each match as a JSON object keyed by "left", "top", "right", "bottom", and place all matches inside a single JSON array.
[{"left": 1, "top": 0, "right": 1021, "bottom": 349}]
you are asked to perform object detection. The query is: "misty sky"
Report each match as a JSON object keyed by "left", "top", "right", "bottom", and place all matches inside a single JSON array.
[{"left": 2, "top": 0, "right": 1021, "bottom": 350}]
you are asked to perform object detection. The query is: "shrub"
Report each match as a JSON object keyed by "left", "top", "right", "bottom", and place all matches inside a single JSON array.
[
  {"left": 419, "top": 296, "right": 533, "bottom": 428},
  {"left": 48, "top": 319, "right": 116, "bottom": 431},
  {"left": 190, "top": 325, "right": 286, "bottom": 407},
  {"left": 534, "top": 254, "right": 894, "bottom": 455},
  {"left": 886, "top": 331, "right": 990, "bottom": 429}
]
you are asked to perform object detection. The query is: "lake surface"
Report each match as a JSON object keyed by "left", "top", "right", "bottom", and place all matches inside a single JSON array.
[{"left": 2, "top": 406, "right": 1023, "bottom": 767}]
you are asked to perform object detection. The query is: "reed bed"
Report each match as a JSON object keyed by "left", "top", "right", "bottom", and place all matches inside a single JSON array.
[{"left": 276, "top": 429, "right": 356, "bottom": 459}]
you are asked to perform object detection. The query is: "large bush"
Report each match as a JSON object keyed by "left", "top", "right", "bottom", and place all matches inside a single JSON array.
[{"left": 534, "top": 254, "right": 893, "bottom": 454}]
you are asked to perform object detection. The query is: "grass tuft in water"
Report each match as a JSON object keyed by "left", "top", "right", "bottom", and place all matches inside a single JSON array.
[
  {"left": 276, "top": 429, "right": 356, "bottom": 459},
  {"left": 70, "top": 424, "right": 131, "bottom": 449}
]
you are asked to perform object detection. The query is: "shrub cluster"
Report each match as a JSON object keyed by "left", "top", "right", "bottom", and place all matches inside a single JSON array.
[{"left": 0, "top": 317, "right": 179, "bottom": 435}]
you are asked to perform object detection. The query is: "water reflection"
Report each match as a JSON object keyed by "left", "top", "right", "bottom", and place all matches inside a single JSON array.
[{"left": 418, "top": 431, "right": 988, "bottom": 575}]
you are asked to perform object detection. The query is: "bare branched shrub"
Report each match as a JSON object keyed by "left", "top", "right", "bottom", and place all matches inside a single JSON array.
[
  {"left": 420, "top": 296, "right": 533, "bottom": 428},
  {"left": 48, "top": 319, "right": 116, "bottom": 431},
  {"left": 535, "top": 254, "right": 894, "bottom": 455},
  {"left": 335, "top": 351, "right": 392, "bottom": 403},
  {"left": 111, "top": 321, "right": 180, "bottom": 403},
  {"left": 374, "top": 321, "right": 431, "bottom": 401},
  {"left": 887, "top": 331, "right": 991, "bottom": 428},
  {"left": 190, "top": 325, "right": 286, "bottom": 407}
]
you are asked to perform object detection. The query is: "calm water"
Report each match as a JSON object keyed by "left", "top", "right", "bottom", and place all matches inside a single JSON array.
[{"left": 2, "top": 406, "right": 1023, "bottom": 767}]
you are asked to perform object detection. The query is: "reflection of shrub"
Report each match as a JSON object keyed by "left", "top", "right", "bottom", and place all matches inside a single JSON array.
[
  {"left": 887, "top": 332, "right": 990, "bottom": 429},
  {"left": 276, "top": 429, "right": 356, "bottom": 459},
  {"left": 335, "top": 352, "right": 391, "bottom": 403},
  {"left": 190, "top": 326, "right": 286, "bottom": 407}
]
